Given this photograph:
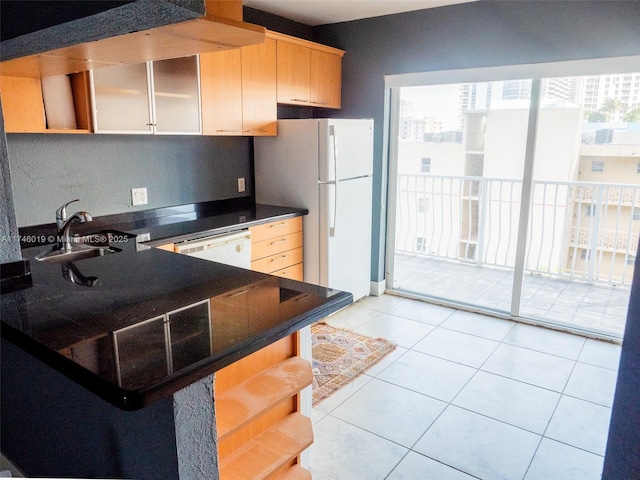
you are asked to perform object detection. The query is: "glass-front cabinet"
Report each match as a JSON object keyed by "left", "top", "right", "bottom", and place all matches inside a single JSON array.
[
  {"left": 152, "top": 56, "right": 201, "bottom": 134},
  {"left": 112, "top": 300, "right": 211, "bottom": 389},
  {"left": 91, "top": 56, "right": 201, "bottom": 134}
]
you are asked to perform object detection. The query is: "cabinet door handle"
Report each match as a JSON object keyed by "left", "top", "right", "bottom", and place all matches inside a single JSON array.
[
  {"left": 216, "top": 129, "right": 242, "bottom": 133},
  {"left": 290, "top": 98, "right": 310, "bottom": 103},
  {"left": 228, "top": 289, "right": 248, "bottom": 298}
]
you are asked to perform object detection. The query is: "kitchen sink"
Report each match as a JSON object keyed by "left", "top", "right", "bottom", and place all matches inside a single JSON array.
[{"left": 35, "top": 243, "right": 121, "bottom": 264}]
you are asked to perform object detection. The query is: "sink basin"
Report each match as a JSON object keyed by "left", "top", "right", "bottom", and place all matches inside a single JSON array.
[{"left": 35, "top": 244, "right": 121, "bottom": 264}]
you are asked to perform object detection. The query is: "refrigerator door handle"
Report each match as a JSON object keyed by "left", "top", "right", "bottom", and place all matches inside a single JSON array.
[
  {"left": 319, "top": 180, "right": 337, "bottom": 237},
  {"left": 330, "top": 125, "right": 338, "bottom": 237},
  {"left": 331, "top": 180, "right": 337, "bottom": 237}
]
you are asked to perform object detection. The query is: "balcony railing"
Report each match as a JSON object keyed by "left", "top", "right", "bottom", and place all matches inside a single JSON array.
[{"left": 395, "top": 174, "right": 640, "bottom": 286}]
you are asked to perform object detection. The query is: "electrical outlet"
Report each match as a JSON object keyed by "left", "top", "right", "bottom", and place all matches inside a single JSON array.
[
  {"left": 132, "top": 187, "right": 148, "bottom": 206},
  {"left": 237, "top": 177, "right": 246, "bottom": 193}
]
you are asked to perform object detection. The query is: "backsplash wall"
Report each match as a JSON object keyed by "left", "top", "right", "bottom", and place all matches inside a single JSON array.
[{"left": 7, "top": 133, "right": 252, "bottom": 227}]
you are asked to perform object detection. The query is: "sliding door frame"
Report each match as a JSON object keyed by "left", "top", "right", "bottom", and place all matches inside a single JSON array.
[{"left": 383, "top": 55, "right": 640, "bottom": 339}]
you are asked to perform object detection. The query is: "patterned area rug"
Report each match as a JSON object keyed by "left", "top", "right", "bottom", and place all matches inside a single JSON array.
[{"left": 311, "top": 322, "right": 396, "bottom": 406}]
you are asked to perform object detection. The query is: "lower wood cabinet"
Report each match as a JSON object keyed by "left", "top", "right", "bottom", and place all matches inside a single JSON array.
[
  {"left": 152, "top": 216, "right": 309, "bottom": 478},
  {"left": 214, "top": 215, "right": 310, "bottom": 479},
  {"left": 250, "top": 217, "right": 304, "bottom": 281},
  {"left": 214, "top": 335, "right": 313, "bottom": 480}
]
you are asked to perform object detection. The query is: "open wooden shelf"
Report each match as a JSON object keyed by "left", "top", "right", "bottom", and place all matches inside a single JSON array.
[
  {"left": 219, "top": 413, "right": 313, "bottom": 480},
  {"left": 216, "top": 356, "right": 312, "bottom": 440}
]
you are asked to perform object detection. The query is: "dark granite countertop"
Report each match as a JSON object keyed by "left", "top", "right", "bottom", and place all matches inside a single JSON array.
[
  {"left": 18, "top": 198, "right": 308, "bottom": 248},
  {"left": 2, "top": 200, "right": 350, "bottom": 411}
]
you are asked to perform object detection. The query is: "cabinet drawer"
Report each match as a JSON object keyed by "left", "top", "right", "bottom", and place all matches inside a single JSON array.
[
  {"left": 155, "top": 243, "right": 175, "bottom": 252},
  {"left": 252, "top": 232, "right": 302, "bottom": 261},
  {"left": 250, "top": 217, "right": 302, "bottom": 243},
  {"left": 271, "top": 263, "right": 303, "bottom": 281},
  {"left": 252, "top": 247, "right": 302, "bottom": 274}
]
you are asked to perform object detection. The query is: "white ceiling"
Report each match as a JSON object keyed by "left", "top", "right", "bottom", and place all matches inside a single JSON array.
[{"left": 243, "top": 0, "right": 477, "bottom": 26}]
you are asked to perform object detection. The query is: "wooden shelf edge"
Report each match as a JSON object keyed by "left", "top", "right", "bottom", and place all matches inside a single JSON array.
[
  {"left": 271, "top": 465, "right": 312, "bottom": 480},
  {"left": 44, "top": 129, "right": 92, "bottom": 134},
  {"left": 216, "top": 356, "right": 312, "bottom": 440},
  {"left": 219, "top": 413, "right": 313, "bottom": 480}
]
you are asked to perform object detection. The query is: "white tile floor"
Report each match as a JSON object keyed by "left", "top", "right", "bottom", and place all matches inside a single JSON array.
[
  {"left": 394, "top": 254, "right": 630, "bottom": 337},
  {"left": 309, "top": 294, "right": 622, "bottom": 480}
]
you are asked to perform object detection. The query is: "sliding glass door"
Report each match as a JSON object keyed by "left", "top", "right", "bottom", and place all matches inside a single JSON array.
[
  {"left": 386, "top": 66, "right": 640, "bottom": 339},
  {"left": 519, "top": 75, "right": 640, "bottom": 336},
  {"left": 390, "top": 80, "right": 530, "bottom": 314}
]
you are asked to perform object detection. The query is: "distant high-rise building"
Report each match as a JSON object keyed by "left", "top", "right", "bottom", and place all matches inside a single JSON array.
[{"left": 579, "top": 73, "right": 640, "bottom": 121}]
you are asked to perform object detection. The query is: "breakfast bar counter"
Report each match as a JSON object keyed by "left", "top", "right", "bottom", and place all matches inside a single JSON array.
[{"left": 1, "top": 206, "right": 351, "bottom": 479}]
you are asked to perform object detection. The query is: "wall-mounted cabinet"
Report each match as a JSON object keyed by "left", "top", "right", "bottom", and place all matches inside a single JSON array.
[
  {"left": 271, "top": 32, "right": 344, "bottom": 109},
  {"left": 91, "top": 56, "right": 201, "bottom": 135},
  {"left": 0, "top": 76, "right": 45, "bottom": 133},
  {"left": 2, "top": 31, "right": 344, "bottom": 137},
  {"left": 200, "top": 38, "right": 277, "bottom": 136},
  {"left": 0, "top": 73, "right": 92, "bottom": 133}
]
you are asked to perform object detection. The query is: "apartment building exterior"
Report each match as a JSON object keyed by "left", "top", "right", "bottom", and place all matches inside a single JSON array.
[{"left": 396, "top": 86, "right": 640, "bottom": 286}]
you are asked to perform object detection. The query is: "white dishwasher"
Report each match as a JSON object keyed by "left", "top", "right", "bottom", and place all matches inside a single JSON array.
[{"left": 175, "top": 230, "right": 251, "bottom": 269}]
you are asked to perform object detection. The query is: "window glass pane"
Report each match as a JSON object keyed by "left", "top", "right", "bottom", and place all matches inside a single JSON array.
[
  {"left": 522, "top": 73, "right": 640, "bottom": 337},
  {"left": 393, "top": 80, "right": 530, "bottom": 313}
]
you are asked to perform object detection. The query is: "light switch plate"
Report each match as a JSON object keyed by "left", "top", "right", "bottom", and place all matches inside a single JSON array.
[
  {"left": 237, "top": 177, "right": 246, "bottom": 193},
  {"left": 132, "top": 187, "right": 148, "bottom": 206}
]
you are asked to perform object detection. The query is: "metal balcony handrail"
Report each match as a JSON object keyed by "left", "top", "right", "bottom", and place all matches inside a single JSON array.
[{"left": 395, "top": 173, "right": 640, "bottom": 286}]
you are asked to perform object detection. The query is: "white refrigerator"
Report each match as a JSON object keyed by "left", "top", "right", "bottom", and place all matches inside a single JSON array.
[{"left": 254, "top": 118, "right": 374, "bottom": 301}]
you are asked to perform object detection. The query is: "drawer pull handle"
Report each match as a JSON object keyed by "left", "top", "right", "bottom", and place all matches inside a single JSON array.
[
  {"left": 271, "top": 255, "right": 288, "bottom": 262},
  {"left": 228, "top": 290, "right": 248, "bottom": 298},
  {"left": 270, "top": 222, "right": 288, "bottom": 228},
  {"left": 271, "top": 239, "right": 287, "bottom": 245}
]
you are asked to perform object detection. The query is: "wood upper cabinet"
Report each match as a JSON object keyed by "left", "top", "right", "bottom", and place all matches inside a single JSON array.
[
  {"left": 200, "top": 37, "right": 277, "bottom": 136},
  {"left": 241, "top": 38, "right": 277, "bottom": 135},
  {"left": 310, "top": 48, "right": 342, "bottom": 109},
  {"left": 1, "top": 73, "right": 93, "bottom": 134},
  {"left": 0, "top": 76, "right": 46, "bottom": 132},
  {"left": 276, "top": 41, "right": 311, "bottom": 106},
  {"left": 272, "top": 32, "right": 344, "bottom": 109},
  {"left": 200, "top": 48, "right": 243, "bottom": 135}
]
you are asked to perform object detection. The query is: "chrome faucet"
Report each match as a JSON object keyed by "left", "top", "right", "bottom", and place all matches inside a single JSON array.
[{"left": 56, "top": 199, "right": 93, "bottom": 251}]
